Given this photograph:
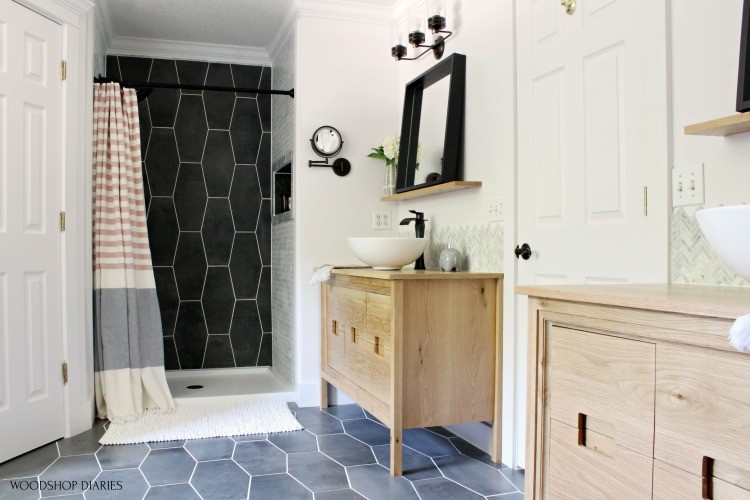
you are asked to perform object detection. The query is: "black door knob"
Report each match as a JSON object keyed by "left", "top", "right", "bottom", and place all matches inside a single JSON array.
[{"left": 515, "top": 243, "right": 532, "bottom": 260}]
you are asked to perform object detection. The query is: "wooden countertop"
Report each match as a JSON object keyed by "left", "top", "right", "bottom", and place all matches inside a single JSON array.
[
  {"left": 515, "top": 284, "right": 750, "bottom": 320},
  {"left": 331, "top": 268, "right": 503, "bottom": 281}
]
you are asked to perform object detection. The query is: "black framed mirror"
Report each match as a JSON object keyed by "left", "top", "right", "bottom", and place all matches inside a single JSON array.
[
  {"left": 396, "top": 53, "right": 466, "bottom": 193},
  {"left": 738, "top": 0, "right": 750, "bottom": 112}
]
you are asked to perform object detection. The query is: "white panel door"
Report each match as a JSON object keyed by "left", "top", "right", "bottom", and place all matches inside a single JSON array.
[
  {"left": 515, "top": 0, "right": 668, "bottom": 466},
  {"left": 0, "top": 0, "right": 65, "bottom": 463}
]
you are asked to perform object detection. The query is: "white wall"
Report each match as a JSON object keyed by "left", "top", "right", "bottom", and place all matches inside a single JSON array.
[
  {"left": 671, "top": 0, "right": 750, "bottom": 210},
  {"left": 392, "top": 0, "right": 518, "bottom": 464},
  {"left": 293, "top": 15, "right": 400, "bottom": 405}
]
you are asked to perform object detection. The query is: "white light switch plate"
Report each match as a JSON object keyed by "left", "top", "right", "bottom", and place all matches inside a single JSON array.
[
  {"left": 672, "top": 164, "right": 705, "bottom": 207},
  {"left": 489, "top": 199, "right": 503, "bottom": 223}
]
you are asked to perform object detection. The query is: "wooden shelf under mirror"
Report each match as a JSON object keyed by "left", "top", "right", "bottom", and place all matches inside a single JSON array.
[
  {"left": 381, "top": 181, "right": 482, "bottom": 202},
  {"left": 684, "top": 112, "right": 750, "bottom": 136}
]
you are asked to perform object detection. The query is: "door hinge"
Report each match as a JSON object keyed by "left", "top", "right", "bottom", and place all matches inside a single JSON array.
[
  {"left": 59, "top": 211, "right": 66, "bottom": 231},
  {"left": 643, "top": 186, "right": 648, "bottom": 217},
  {"left": 62, "top": 362, "right": 68, "bottom": 384},
  {"left": 60, "top": 60, "right": 67, "bottom": 80}
]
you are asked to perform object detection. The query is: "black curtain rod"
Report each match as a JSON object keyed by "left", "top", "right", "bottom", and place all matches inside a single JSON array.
[{"left": 94, "top": 77, "right": 294, "bottom": 98}]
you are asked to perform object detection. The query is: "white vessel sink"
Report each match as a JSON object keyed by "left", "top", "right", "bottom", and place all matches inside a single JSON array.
[
  {"left": 696, "top": 205, "right": 750, "bottom": 280},
  {"left": 347, "top": 237, "right": 428, "bottom": 270}
]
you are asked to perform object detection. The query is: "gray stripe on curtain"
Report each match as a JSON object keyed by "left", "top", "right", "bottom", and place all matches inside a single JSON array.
[{"left": 93, "top": 288, "right": 165, "bottom": 371}]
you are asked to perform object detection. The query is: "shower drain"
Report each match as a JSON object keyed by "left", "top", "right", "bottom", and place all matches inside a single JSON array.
[{"left": 186, "top": 384, "right": 204, "bottom": 390}]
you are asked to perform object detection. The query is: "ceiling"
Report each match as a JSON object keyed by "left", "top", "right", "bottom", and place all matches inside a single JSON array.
[{"left": 103, "top": 0, "right": 397, "bottom": 48}]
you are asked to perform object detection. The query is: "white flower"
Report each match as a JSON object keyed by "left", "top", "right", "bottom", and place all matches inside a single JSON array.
[{"left": 381, "top": 135, "right": 400, "bottom": 161}]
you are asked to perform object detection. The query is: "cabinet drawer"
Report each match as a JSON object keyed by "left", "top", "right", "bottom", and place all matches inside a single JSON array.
[
  {"left": 345, "top": 328, "right": 390, "bottom": 403},
  {"left": 547, "top": 419, "right": 652, "bottom": 499},
  {"left": 546, "top": 326, "right": 656, "bottom": 457},
  {"left": 653, "top": 459, "right": 750, "bottom": 500},
  {"left": 328, "top": 286, "right": 367, "bottom": 327},
  {"left": 365, "top": 292, "right": 391, "bottom": 353},
  {"left": 655, "top": 344, "right": 750, "bottom": 484}
]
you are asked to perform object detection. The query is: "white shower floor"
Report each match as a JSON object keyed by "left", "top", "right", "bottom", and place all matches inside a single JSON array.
[{"left": 166, "top": 367, "right": 295, "bottom": 404}]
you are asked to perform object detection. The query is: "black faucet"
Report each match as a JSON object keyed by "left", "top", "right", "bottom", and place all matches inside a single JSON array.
[{"left": 400, "top": 210, "right": 428, "bottom": 270}]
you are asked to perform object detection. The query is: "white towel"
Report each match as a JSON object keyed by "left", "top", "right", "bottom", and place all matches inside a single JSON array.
[
  {"left": 729, "top": 314, "right": 750, "bottom": 352},
  {"left": 311, "top": 265, "right": 335, "bottom": 285}
]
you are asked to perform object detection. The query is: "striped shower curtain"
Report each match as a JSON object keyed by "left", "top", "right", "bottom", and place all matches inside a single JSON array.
[{"left": 93, "top": 83, "right": 175, "bottom": 421}]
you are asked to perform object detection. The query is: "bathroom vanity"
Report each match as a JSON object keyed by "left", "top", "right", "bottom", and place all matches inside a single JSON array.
[
  {"left": 517, "top": 284, "right": 750, "bottom": 499},
  {"left": 320, "top": 268, "right": 504, "bottom": 475}
]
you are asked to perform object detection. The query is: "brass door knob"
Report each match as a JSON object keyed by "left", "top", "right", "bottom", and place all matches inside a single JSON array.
[{"left": 561, "top": 0, "right": 576, "bottom": 15}]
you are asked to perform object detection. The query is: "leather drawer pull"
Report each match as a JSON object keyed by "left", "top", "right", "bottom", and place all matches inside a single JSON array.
[
  {"left": 331, "top": 320, "right": 338, "bottom": 335},
  {"left": 351, "top": 327, "right": 357, "bottom": 343},
  {"left": 577, "top": 413, "right": 586, "bottom": 447},
  {"left": 374, "top": 336, "right": 383, "bottom": 356},
  {"left": 703, "top": 456, "right": 714, "bottom": 500}
]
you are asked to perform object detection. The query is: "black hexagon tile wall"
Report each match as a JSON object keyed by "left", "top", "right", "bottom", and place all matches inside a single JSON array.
[{"left": 106, "top": 56, "right": 273, "bottom": 370}]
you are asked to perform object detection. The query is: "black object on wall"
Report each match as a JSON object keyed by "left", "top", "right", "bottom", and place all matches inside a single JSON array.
[
  {"left": 107, "top": 55, "right": 273, "bottom": 370},
  {"left": 396, "top": 53, "right": 466, "bottom": 194},
  {"left": 738, "top": 0, "right": 750, "bottom": 112}
]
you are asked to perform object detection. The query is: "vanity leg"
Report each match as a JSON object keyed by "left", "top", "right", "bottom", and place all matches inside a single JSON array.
[
  {"left": 320, "top": 379, "right": 329, "bottom": 408},
  {"left": 491, "top": 277, "right": 504, "bottom": 465},
  {"left": 390, "top": 425, "right": 403, "bottom": 476}
]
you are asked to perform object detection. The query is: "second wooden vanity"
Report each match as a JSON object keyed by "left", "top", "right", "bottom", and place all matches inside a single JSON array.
[
  {"left": 517, "top": 284, "right": 750, "bottom": 499},
  {"left": 320, "top": 268, "right": 504, "bottom": 475}
]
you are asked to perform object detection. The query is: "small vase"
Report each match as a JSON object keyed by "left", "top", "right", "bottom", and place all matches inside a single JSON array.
[{"left": 383, "top": 163, "right": 397, "bottom": 196}]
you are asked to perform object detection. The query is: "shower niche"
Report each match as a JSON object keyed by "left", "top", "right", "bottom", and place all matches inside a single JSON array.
[{"left": 274, "top": 161, "right": 292, "bottom": 215}]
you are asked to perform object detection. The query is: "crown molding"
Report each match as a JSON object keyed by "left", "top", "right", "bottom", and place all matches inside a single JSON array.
[
  {"left": 108, "top": 37, "right": 271, "bottom": 66},
  {"left": 295, "top": 0, "right": 394, "bottom": 25},
  {"left": 95, "top": 0, "right": 114, "bottom": 49},
  {"left": 50, "top": 0, "right": 94, "bottom": 16},
  {"left": 267, "top": 0, "right": 298, "bottom": 61}
]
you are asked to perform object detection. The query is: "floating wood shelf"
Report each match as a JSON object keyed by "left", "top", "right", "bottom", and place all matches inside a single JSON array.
[
  {"left": 685, "top": 113, "right": 750, "bottom": 137},
  {"left": 381, "top": 181, "right": 482, "bottom": 202}
]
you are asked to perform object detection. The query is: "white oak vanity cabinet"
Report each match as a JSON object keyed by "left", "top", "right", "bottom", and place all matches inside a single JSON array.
[
  {"left": 320, "top": 269, "right": 504, "bottom": 476},
  {"left": 517, "top": 284, "right": 750, "bottom": 499}
]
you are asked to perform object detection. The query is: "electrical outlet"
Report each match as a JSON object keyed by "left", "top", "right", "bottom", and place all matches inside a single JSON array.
[
  {"left": 672, "top": 164, "right": 705, "bottom": 207},
  {"left": 489, "top": 199, "right": 503, "bottom": 223},
  {"left": 373, "top": 211, "right": 392, "bottom": 230}
]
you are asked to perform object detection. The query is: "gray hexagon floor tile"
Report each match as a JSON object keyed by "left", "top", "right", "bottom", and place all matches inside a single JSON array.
[
  {"left": 318, "top": 434, "right": 375, "bottom": 466},
  {"left": 501, "top": 468, "right": 525, "bottom": 492},
  {"left": 232, "top": 441, "right": 285, "bottom": 476},
  {"left": 488, "top": 493, "right": 524, "bottom": 500},
  {"left": 433, "top": 455, "right": 516, "bottom": 496},
  {"left": 293, "top": 408, "right": 344, "bottom": 435},
  {"left": 322, "top": 405, "right": 366, "bottom": 421},
  {"left": 412, "top": 477, "right": 483, "bottom": 499},
  {"left": 39, "top": 455, "right": 100, "bottom": 497},
  {"left": 190, "top": 460, "right": 249, "bottom": 500},
  {"left": 85, "top": 468, "right": 147, "bottom": 500},
  {"left": 448, "top": 437, "right": 505, "bottom": 469},
  {"left": 267, "top": 430, "right": 317, "bottom": 454},
  {"left": 146, "top": 440, "right": 184, "bottom": 450},
  {"left": 346, "top": 464, "right": 419, "bottom": 500},
  {"left": 95, "top": 444, "right": 149, "bottom": 470},
  {"left": 341, "top": 419, "right": 390, "bottom": 447},
  {"left": 371, "top": 445, "right": 441, "bottom": 481},
  {"left": 403, "top": 429, "right": 459, "bottom": 458},
  {"left": 287, "top": 451, "right": 349, "bottom": 493},
  {"left": 0, "top": 477, "right": 40, "bottom": 500},
  {"left": 57, "top": 425, "right": 104, "bottom": 457},
  {"left": 0, "top": 443, "right": 59, "bottom": 480},
  {"left": 184, "top": 437, "right": 234, "bottom": 461},
  {"left": 315, "top": 489, "right": 366, "bottom": 500},
  {"left": 248, "top": 473, "right": 311, "bottom": 499},
  {"left": 425, "top": 426, "right": 456, "bottom": 438},
  {"left": 231, "top": 433, "right": 266, "bottom": 443},
  {"left": 140, "top": 448, "right": 195, "bottom": 486},
  {"left": 144, "top": 483, "right": 200, "bottom": 500}
]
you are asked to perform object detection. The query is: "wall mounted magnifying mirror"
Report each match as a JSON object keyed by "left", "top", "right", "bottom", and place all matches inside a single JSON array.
[
  {"left": 309, "top": 125, "right": 351, "bottom": 176},
  {"left": 396, "top": 53, "right": 466, "bottom": 193}
]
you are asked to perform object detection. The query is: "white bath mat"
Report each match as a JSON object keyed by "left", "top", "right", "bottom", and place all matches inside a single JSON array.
[{"left": 99, "top": 400, "right": 303, "bottom": 445}]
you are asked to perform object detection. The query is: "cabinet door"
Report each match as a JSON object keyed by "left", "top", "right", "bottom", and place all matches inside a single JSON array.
[
  {"left": 547, "top": 420, "right": 652, "bottom": 499},
  {"left": 546, "top": 326, "right": 656, "bottom": 457},
  {"left": 655, "top": 344, "right": 750, "bottom": 496},
  {"left": 326, "top": 286, "right": 366, "bottom": 375},
  {"left": 653, "top": 460, "right": 750, "bottom": 500}
]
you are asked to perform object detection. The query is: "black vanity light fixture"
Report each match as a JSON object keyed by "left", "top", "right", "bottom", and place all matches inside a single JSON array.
[{"left": 391, "top": 0, "right": 453, "bottom": 61}]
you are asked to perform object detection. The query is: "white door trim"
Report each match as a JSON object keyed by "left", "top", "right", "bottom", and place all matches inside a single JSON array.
[{"left": 14, "top": 0, "right": 95, "bottom": 437}]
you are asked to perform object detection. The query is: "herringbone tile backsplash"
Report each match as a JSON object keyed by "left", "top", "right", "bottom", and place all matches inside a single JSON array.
[
  {"left": 671, "top": 207, "right": 749, "bottom": 287},
  {"left": 400, "top": 224, "right": 504, "bottom": 272}
]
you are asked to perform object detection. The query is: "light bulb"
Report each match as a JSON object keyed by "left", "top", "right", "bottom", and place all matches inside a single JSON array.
[
  {"left": 390, "top": 21, "right": 403, "bottom": 46},
  {"left": 429, "top": 0, "right": 445, "bottom": 16},
  {"left": 407, "top": 6, "right": 423, "bottom": 33}
]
